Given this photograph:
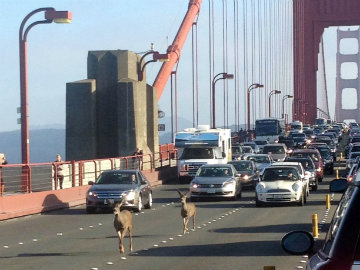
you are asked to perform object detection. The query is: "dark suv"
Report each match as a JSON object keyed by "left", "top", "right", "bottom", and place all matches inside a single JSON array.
[{"left": 281, "top": 178, "right": 360, "bottom": 269}]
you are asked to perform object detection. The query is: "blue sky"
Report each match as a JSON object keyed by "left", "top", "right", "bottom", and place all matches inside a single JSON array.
[{"left": 0, "top": 0, "right": 354, "bottom": 133}]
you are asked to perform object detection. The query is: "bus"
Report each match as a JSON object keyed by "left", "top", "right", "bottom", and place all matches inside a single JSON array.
[
  {"left": 315, "top": 117, "right": 326, "bottom": 127},
  {"left": 290, "top": 121, "right": 303, "bottom": 133},
  {"left": 255, "top": 118, "right": 286, "bottom": 143}
]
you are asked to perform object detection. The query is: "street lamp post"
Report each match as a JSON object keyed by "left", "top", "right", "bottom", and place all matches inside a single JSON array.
[
  {"left": 19, "top": 8, "right": 72, "bottom": 192},
  {"left": 247, "top": 83, "right": 264, "bottom": 130},
  {"left": 212, "top": 73, "right": 234, "bottom": 129},
  {"left": 137, "top": 51, "right": 170, "bottom": 81},
  {"left": 268, "top": 90, "right": 281, "bottom": 118},
  {"left": 282, "top": 94, "right": 293, "bottom": 119}
]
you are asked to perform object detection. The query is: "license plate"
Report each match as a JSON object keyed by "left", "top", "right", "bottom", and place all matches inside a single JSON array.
[
  {"left": 273, "top": 194, "right": 283, "bottom": 199},
  {"left": 104, "top": 199, "right": 114, "bottom": 205},
  {"left": 207, "top": 189, "right": 216, "bottom": 194}
]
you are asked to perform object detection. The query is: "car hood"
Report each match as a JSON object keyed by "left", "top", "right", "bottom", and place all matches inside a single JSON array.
[
  {"left": 255, "top": 163, "right": 271, "bottom": 170},
  {"left": 237, "top": 170, "right": 254, "bottom": 176},
  {"left": 260, "top": 180, "right": 298, "bottom": 189},
  {"left": 193, "top": 176, "right": 234, "bottom": 184},
  {"left": 88, "top": 184, "right": 136, "bottom": 192}
]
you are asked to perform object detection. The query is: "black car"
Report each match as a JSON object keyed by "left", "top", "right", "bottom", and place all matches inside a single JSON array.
[
  {"left": 228, "top": 160, "right": 259, "bottom": 189},
  {"left": 281, "top": 178, "right": 360, "bottom": 269},
  {"left": 86, "top": 169, "right": 152, "bottom": 213},
  {"left": 278, "top": 136, "right": 295, "bottom": 150}
]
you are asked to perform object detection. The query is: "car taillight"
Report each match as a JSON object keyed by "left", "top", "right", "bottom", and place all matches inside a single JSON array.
[{"left": 348, "top": 175, "right": 354, "bottom": 183}]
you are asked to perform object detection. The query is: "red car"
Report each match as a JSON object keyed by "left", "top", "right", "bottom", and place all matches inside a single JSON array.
[{"left": 291, "top": 149, "right": 324, "bottom": 182}]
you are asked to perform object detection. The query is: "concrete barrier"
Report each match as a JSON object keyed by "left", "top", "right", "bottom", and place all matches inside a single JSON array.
[{"left": 0, "top": 169, "right": 166, "bottom": 221}]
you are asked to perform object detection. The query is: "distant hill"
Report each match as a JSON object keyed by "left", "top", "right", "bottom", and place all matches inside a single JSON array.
[
  {"left": 0, "top": 129, "right": 65, "bottom": 164},
  {"left": 0, "top": 119, "right": 247, "bottom": 163}
]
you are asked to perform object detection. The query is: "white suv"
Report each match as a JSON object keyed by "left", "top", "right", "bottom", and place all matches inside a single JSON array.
[{"left": 255, "top": 165, "right": 307, "bottom": 207}]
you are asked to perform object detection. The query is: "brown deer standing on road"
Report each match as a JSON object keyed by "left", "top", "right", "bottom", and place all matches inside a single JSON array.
[
  {"left": 107, "top": 200, "right": 133, "bottom": 254},
  {"left": 177, "top": 190, "right": 196, "bottom": 234}
]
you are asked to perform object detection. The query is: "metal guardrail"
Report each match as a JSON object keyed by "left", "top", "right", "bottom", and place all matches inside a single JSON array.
[{"left": 0, "top": 144, "right": 177, "bottom": 196}]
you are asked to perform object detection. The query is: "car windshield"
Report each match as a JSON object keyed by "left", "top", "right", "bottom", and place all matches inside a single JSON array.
[
  {"left": 248, "top": 156, "right": 270, "bottom": 163},
  {"left": 351, "top": 146, "right": 360, "bottom": 152},
  {"left": 318, "top": 148, "right": 331, "bottom": 158},
  {"left": 350, "top": 152, "right": 360, "bottom": 159},
  {"left": 96, "top": 172, "right": 137, "bottom": 185},
  {"left": 242, "top": 146, "right": 252, "bottom": 153},
  {"left": 197, "top": 167, "right": 233, "bottom": 177},
  {"left": 291, "top": 133, "right": 306, "bottom": 138},
  {"left": 262, "top": 168, "right": 299, "bottom": 181},
  {"left": 232, "top": 147, "right": 241, "bottom": 154},
  {"left": 263, "top": 146, "right": 285, "bottom": 154},
  {"left": 288, "top": 159, "right": 314, "bottom": 170},
  {"left": 293, "top": 152, "right": 320, "bottom": 162},
  {"left": 230, "top": 162, "right": 253, "bottom": 172},
  {"left": 351, "top": 137, "right": 360, "bottom": 143},
  {"left": 255, "top": 141, "right": 267, "bottom": 145},
  {"left": 180, "top": 148, "right": 214, "bottom": 159}
]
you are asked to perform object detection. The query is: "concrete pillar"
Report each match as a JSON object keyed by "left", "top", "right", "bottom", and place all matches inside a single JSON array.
[
  {"left": 66, "top": 80, "right": 97, "bottom": 161},
  {"left": 66, "top": 50, "right": 158, "bottom": 160}
]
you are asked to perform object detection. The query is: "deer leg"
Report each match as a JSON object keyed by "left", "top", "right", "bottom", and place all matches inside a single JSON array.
[
  {"left": 117, "top": 230, "right": 123, "bottom": 253},
  {"left": 193, "top": 214, "right": 196, "bottom": 230},
  {"left": 119, "top": 229, "right": 125, "bottom": 254},
  {"left": 182, "top": 218, "right": 186, "bottom": 234},
  {"left": 184, "top": 218, "right": 189, "bottom": 234},
  {"left": 128, "top": 226, "right": 133, "bottom": 252}
]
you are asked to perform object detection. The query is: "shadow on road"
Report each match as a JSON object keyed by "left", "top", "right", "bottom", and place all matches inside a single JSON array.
[
  {"left": 131, "top": 240, "right": 283, "bottom": 257},
  {"left": 209, "top": 222, "right": 312, "bottom": 234}
]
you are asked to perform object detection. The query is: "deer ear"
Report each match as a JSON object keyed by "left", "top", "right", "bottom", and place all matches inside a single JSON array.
[
  {"left": 177, "top": 190, "right": 183, "bottom": 197},
  {"left": 184, "top": 191, "right": 190, "bottom": 197}
]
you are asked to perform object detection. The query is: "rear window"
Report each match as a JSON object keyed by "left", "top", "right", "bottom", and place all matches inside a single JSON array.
[{"left": 263, "top": 146, "right": 285, "bottom": 154}]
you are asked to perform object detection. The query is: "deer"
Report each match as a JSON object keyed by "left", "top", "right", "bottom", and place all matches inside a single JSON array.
[
  {"left": 107, "top": 199, "right": 133, "bottom": 254},
  {"left": 177, "top": 190, "right": 196, "bottom": 234}
]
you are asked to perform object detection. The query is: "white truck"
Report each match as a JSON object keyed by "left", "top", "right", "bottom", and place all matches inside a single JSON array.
[{"left": 175, "top": 125, "right": 232, "bottom": 183}]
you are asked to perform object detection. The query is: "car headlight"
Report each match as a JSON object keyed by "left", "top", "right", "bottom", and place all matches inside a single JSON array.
[
  {"left": 88, "top": 191, "right": 98, "bottom": 198},
  {"left": 242, "top": 174, "right": 249, "bottom": 180},
  {"left": 223, "top": 180, "right": 235, "bottom": 188},
  {"left": 316, "top": 167, "right": 322, "bottom": 172},
  {"left": 123, "top": 190, "right": 136, "bottom": 201},
  {"left": 256, "top": 183, "right": 266, "bottom": 192},
  {"left": 292, "top": 183, "right": 300, "bottom": 191},
  {"left": 191, "top": 181, "right": 199, "bottom": 188}
]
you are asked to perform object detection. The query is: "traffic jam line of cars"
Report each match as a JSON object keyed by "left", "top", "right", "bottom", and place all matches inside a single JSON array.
[{"left": 82, "top": 120, "right": 359, "bottom": 269}]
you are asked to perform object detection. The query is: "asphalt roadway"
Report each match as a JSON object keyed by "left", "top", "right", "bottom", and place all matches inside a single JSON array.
[{"left": 0, "top": 175, "right": 341, "bottom": 270}]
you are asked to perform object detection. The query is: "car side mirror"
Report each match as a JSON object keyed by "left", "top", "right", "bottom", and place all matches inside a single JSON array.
[
  {"left": 235, "top": 173, "right": 241, "bottom": 177},
  {"left": 88, "top": 181, "right": 94, "bottom": 185},
  {"left": 281, "top": 231, "right": 314, "bottom": 255}
]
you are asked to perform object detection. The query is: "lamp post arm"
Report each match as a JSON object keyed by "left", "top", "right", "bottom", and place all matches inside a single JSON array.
[
  {"left": 23, "top": 20, "right": 52, "bottom": 42},
  {"left": 19, "top": 8, "right": 54, "bottom": 41}
]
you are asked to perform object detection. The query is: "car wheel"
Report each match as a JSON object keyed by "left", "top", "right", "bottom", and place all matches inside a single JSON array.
[
  {"left": 135, "top": 195, "right": 143, "bottom": 212},
  {"left": 144, "top": 192, "right": 152, "bottom": 209},
  {"left": 298, "top": 194, "right": 305, "bottom": 206},
  {"left": 236, "top": 189, "right": 242, "bottom": 199},
  {"left": 86, "top": 206, "right": 96, "bottom": 214},
  {"left": 255, "top": 197, "right": 263, "bottom": 207}
]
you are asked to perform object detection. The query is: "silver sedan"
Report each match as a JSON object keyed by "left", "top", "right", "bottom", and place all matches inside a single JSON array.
[{"left": 189, "top": 164, "right": 242, "bottom": 201}]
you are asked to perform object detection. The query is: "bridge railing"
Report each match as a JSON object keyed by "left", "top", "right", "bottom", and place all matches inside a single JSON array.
[{"left": 0, "top": 144, "right": 177, "bottom": 196}]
